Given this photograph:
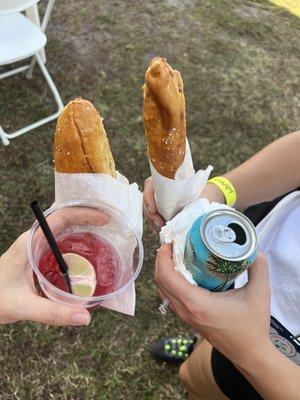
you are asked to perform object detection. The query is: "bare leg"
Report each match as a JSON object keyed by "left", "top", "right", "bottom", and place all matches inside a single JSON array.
[{"left": 179, "top": 340, "right": 229, "bottom": 400}]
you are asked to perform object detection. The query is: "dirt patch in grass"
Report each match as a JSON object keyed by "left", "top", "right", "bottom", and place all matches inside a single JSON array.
[{"left": 0, "top": 0, "right": 299, "bottom": 398}]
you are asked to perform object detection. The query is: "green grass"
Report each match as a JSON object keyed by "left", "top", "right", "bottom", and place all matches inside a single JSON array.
[{"left": 0, "top": 0, "right": 299, "bottom": 398}]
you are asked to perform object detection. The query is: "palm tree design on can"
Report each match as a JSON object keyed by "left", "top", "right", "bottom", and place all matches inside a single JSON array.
[{"left": 204, "top": 253, "right": 250, "bottom": 291}]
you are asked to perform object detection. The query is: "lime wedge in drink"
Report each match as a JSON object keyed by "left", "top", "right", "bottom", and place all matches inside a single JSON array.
[{"left": 63, "top": 253, "right": 96, "bottom": 297}]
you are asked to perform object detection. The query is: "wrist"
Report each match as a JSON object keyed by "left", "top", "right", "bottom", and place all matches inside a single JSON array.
[
  {"left": 201, "top": 183, "right": 226, "bottom": 204},
  {"left": 234, "top": 339, "right": 277, "bottom": 373},
  {"left": 208, "top": 176, "right": 237, "bottom": 207}
]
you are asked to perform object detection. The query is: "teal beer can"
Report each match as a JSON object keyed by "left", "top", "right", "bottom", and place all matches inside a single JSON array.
[{"left": 184, "top": 209, "right": 257, "bottom": 291}]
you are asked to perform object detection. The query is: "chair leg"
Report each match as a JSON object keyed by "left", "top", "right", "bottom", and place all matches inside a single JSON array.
[
  {"left": 35, "top": 53, "right": 64, "bottom": 114},
  {"left": 26, "top": 56, "right": 36, "bottom": 80},
  {"left": 3, "top": 53, "right": 64, "bottom": 142},
  {"left": 0, "top": 126, "right": 10, "bottom": 146},
  {"left": 0, "top": 65, "right": 30, "bottom": 80}
]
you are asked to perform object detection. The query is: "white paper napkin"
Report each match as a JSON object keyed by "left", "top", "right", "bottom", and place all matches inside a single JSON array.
[
  {"left": 55, "top": 172, "right": 143, "bottom": 316},
  {"left": 150, "top": 140, "right": 213, "bottom": 221},
  {"left": 160, "top": 199, "right": 230, "bottom": 284}
]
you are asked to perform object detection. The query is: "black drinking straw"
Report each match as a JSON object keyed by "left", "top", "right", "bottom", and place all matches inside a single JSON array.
[{"left": 31, "top": 201, "right": 72, "bottom": 294}]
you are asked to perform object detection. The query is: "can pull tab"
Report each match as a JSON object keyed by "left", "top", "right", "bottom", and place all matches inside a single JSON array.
[{"left": 211, "top": 225, "right": 236, "bottom": 243}]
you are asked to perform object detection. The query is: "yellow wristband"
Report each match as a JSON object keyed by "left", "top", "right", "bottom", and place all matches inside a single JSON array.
[{"left": 208, "top": 176, "right": 237, "bottom": 207}]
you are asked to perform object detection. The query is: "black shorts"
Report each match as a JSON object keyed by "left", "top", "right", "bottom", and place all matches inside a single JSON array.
[{"left": 211, "top": 190, "right": 297, "bottom": 400}]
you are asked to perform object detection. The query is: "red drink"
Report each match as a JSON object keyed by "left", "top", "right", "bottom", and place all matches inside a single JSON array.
[{"left": 39, "top": 232, "right": 121, "bottom": 296}]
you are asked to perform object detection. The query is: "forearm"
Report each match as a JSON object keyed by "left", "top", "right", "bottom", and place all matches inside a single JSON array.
[
  {"left": 236, "top": 344, "right": 300, "bottom": 400},
  {"left": 203, "top": 131, "right": 300, "bottom": 209},
  {"left": 227, "top": 131, "right": 300, "bottom": 209}
]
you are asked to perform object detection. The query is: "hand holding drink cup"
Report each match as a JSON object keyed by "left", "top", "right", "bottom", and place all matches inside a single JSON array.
[
  {"left": 0, "top": 198, "right": 141, "bottom": 325},
  {"left": 0, "top": 230, "right": 91, "bottom": 326},
  {"left": 28, "top": 200, "right": 143, "bottom": 309}
]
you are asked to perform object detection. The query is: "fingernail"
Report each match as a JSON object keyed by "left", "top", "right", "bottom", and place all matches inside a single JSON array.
[
  {"left": 72, "top": 313, "right": 91, "bottom": 326},
  {"left": 153, "top": 221, "right": 161, "bottom": 231},
  {"left": 147, "top": 204, "right": 152, "bottom": 213}
]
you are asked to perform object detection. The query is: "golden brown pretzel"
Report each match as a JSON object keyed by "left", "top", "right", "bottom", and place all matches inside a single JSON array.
[
  {"left": 54, "top": 98, "right": 116, "bottom": 177},
  {"left": 143, "top": 57, "right": 186, "bottom": 179}
]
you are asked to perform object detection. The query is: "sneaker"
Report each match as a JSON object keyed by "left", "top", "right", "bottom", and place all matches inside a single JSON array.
[{"left": 151, "top": 335, "right": 196, "bottom": 364}]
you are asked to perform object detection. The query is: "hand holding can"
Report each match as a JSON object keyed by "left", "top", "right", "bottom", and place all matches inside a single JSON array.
[{"left": 184, "top": 209, "right": 257, "bottom": 292}]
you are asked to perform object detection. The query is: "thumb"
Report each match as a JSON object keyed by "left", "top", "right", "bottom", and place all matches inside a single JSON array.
[
  {"left": 246, "top": 252, "right": 270, "bottom": 297},
  {"left": 156, "top": 244, "right": 210, "bottom": 304},
  {"left": 19, "top": 294, "right": 91, "bottom": 326}
]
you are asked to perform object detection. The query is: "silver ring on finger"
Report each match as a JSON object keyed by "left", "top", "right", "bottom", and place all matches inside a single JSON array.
[{"left": 159, "top": 298, "right": 170, "bottom": 315}]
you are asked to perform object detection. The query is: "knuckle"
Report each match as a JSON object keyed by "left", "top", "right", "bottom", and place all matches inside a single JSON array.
[
  {"left": 154, "top": 272, "right": 163, "bottom": 286},
  {"left": 49, "top": 309, "right": 64, "bottom": 326},
  {"left": 10, "top": 232, "right": 28, "bottom": 252},
  {"left": 155, "top": 268, "right": 167, "bottom": 286},
  {"left": 177, "top": 309, "right": 189, "bottom": 324}
]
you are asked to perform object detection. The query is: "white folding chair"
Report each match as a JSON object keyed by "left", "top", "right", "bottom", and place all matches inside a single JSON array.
[{"left": 0, "top": 0, "right": 63, "bottom": 145}]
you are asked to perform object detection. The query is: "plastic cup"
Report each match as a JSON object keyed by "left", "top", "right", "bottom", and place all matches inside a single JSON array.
[{"left": 27, "top": 200, "right": 143, "bottom": 308}]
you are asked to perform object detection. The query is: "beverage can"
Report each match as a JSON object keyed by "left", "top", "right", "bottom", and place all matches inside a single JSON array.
[{"left": 184, "top": 209, "right": 257, "bottom": 291}]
